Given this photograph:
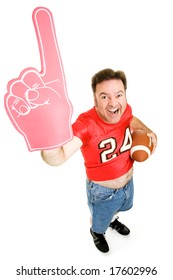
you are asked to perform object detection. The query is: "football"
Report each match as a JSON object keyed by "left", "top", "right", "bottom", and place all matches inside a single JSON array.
[{"left": 130, "top": 130, "right": 153, "bottom": 162}]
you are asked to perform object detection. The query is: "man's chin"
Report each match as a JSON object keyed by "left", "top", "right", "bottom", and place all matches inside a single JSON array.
[{"left": 106, "top": 113, "right": 121, "bottom": 124}]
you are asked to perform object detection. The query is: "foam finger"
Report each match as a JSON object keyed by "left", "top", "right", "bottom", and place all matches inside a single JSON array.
[{"left": 32, "top": 7, "right": 65, "bottom": 86}]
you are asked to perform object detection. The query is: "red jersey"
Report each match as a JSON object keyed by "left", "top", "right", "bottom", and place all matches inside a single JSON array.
[{"left": 72, "top": 104, "right": 134, "bottom": 181}]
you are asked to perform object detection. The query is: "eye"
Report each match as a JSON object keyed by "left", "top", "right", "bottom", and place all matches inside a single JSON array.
[
  {"left": 101, "top": 95, "right": 108, "bottom": 100},
  {"left": 116, "top": 92, "right": 123, "bottom": 98}
]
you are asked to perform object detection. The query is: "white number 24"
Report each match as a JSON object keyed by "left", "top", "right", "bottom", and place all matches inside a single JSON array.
[{"left": 98, "top": 127, "right": 132, "bottom": 163}]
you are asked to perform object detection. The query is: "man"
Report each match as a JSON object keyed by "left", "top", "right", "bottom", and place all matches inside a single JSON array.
[{"left": 41, "top": 68, "right": 157, "bottom": 253}]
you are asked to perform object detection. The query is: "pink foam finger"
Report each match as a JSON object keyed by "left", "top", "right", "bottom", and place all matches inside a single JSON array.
[
  {"left": 32, "top": 7, "right": 66, "bottom": 89},
  {"left": 7, "top": 79, "right": 29, "bottom": 99},
  {"left": 4, "top": 7, "right": 73, "bottom": 151},
  {"left": 5, "top": 95, "right": 30, "bottom": 119},
  {"left": 21, "top": 69, "right": 44, "bottom": 88}
]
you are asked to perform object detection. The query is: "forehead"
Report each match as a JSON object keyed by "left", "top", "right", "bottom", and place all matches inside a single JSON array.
[{"left": 95, "top": 79, "right": 125, "bottom": 94}]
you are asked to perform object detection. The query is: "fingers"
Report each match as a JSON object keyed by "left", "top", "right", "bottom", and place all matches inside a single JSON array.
[
  {"left": 5, "top": 94, "right": 30, "bottom": 118},
  {"left": 147, "top": 132, "right": 157, "bottom": 154},
  {"left": 32, "top": 7, "right": 65, "bottom": 85}
]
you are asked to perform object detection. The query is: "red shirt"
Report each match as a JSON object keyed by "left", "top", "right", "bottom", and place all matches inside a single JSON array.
[{"left": 72, "top": 104, "right": 134, "bottom": 181}]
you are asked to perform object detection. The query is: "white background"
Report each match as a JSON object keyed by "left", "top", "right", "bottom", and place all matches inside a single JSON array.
[{"left": 0, "top": 0, "right": 172, "bottom": 279}]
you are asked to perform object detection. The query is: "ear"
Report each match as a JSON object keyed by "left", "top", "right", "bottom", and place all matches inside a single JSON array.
[{"left": 94, "top": 94, "right": 98, "bottom": 107}]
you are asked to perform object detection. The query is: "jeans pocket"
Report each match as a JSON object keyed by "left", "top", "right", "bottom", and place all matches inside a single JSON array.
[{"left": 92, "top": 183, "right": 116, "bottom": 202}]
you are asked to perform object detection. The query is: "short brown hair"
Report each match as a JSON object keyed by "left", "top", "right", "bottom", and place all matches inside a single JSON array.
[{"left": 91, "top": 68, "right": 127, "bottom": 93}]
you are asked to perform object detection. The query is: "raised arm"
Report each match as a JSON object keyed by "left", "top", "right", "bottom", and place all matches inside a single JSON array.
[{"left": 41, "top": 136, "right": 82, "bottom": 166}]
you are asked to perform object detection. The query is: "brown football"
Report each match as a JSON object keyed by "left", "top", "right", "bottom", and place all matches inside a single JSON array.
[{"left": 130, "top": 130, "right": 153, "bottom": 162}]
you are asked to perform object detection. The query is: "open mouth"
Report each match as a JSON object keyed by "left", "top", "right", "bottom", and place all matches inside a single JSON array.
[{"left": 108, "top": 108, "right": 120, "bottom": 115}]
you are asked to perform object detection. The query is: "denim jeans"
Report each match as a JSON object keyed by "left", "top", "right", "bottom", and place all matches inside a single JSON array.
[{"left": 86, "top": 177, "right": 134, "bottom": 234}]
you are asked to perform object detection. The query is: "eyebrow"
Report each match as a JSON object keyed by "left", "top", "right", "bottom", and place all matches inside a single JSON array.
[
  {"left": 99, "top": 90, "right": 124, "bottom": 96},
  {"left": 99, "top": 92, "right": 109, "bottom": 96}
]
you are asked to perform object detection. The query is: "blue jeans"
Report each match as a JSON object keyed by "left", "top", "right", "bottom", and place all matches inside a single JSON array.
[{"left": 86, "top": 177, "right": 134, "bottom": 234}]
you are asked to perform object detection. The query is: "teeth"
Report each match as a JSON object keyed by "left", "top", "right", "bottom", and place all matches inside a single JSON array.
[{"left": 108, "top": 109, "right": 119, "bottom": 114}]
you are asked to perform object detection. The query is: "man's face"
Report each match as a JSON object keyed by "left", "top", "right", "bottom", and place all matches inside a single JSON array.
[{"left": 94, "top": 79, "right": 127, "bottom": 124}]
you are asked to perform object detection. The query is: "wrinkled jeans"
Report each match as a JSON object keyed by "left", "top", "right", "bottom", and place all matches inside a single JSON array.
[{"left": 86, "top": 177, "right": 134, "bottom": 233}]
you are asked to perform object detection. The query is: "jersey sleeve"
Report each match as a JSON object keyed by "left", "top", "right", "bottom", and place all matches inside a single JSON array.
[{"left": 72, "top": 117, "right": 90, "bottom": 146}]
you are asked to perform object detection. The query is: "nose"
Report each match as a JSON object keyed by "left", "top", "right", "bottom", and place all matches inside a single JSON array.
[{"left": 109, "top": 96, "right": 118, "bottom": 107}]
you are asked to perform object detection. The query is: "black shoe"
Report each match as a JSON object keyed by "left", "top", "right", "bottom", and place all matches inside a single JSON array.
[
  {"left": 90, "top": 228, "right": 109, "bottom": 253},
  {"left": 109, "top": 217, "right": 130, "bottom": 235}
]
